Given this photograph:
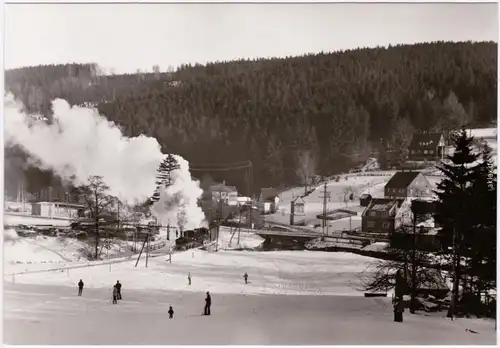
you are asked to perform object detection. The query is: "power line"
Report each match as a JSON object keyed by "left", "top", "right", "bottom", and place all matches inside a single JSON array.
[
  {"left": 190, "top": 161, "right": 252, "bottom": 172},
  {"left": 190, "top": 164, "right": 251, "bottom": 172},
  {"left": 190, "top": 160, "right": 251, "bottom": 168}
]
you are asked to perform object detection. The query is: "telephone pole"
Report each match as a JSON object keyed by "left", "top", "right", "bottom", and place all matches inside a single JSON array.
[{"left": 318, "top": 181, "right": 331, "bottom": 237}]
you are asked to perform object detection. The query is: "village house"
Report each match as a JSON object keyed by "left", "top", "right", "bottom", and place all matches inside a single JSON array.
[
  {"left": 31, "top": 201, "right": 84, "bottom": 220},
  {"left": 361, "top": 198, "right": 406, "bottom": 235},
  {"left": 208, "top": 182, "right": 238, "bottom": 206},
  {"left": 384, "top": 171, "right": 433, "bottom": 199},
  {"left": 408, "top": 132, "right": 446, "bottom": 162},
  {"left": 259, "top": 188, "right": 280, "bottom": 213}
]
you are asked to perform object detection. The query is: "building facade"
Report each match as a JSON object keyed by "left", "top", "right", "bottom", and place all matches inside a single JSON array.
[
  {"left": 408, "top": 133, "right": 445, "bottom": 162},
  {"left": 209, "top": 183, "right": 238, "bottom": 206},
  {"left": 384, "top": 171, "right": 432, "bottom": 199},
  {"left": 259, "top": 188, "right": 280, "bottom": 213},
  {"left": 31, "top": 202, "right": 84, "bottom": 219},
  {"left": 361, "top": 198, "right": 405, "bottom": 235}
]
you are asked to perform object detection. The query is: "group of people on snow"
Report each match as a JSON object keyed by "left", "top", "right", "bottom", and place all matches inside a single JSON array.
[{"left": 75, "top": 271, "right": 250, "bottom": 318}]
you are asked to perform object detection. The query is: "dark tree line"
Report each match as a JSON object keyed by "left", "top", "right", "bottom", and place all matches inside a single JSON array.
[{"left": 4, "top": 41, "right": 497, "bottom": 197}]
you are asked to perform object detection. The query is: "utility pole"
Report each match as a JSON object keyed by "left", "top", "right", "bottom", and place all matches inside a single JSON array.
[
  {"left": 319, "top": 181, "right": 330, "bottom": 238},
  {"left": 215, "top": 199, "right": 221, "bottom": 252},
  {"left": 410, "top": 208, "right": 417, "bottom": 314},
  {"left": 145, "top": 229, "right": 149, "bottom": 268},
  {"left": 117, "top": 198, "right": 120, "bottom": 231},
  {"left": 237, "top": 203, "right": 242, "bottom": 246}
]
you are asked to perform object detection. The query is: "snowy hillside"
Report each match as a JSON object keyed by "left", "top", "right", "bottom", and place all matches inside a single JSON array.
[
  {"left": 3, "top": 229, "right": 170, "bottom": 275},
  {"left": 268, "top": 173, "right": 393, "bottom": 226}
]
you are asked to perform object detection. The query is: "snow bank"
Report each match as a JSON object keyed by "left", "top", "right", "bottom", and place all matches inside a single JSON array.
[
  {"left": 4, "top": 213, "right": 72, "bottom": 227},
  {"left": 4, "top": 235, "right": 144, "bottom": 274},
  {"left": 362, "top": 242, "right": 389, "bottom": 252},
  {"left": 4, "top": 228, "right": 20, "bottom": 241}
]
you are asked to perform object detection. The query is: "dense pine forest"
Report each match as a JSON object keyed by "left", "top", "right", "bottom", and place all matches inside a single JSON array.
[{"left": 4, "top": 41, "right": 497, "bottom": 199}]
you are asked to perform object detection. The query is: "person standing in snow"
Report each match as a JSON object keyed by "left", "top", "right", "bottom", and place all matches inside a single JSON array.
[
  {"left": 393, "top": 296, "right": 404, "bottom": 322},
  {"left": 168, "top": 306, "right": 174, "bottom": 319},
  {"left": 112, "top": 285, "right": 118, "bottom": 304},
  {"left": 243, "top": 272, "right": 248, "bottom": 284},
  {"left": 204, "top": 291, "right": 211, "bottom": 316},
  {"left": 115, "top": 281, "right": 122, "bottom": 300},
  {"left": 188, "top": 272, "right": 191, "bottom": 285},
  {"left": 78, "top": 279, "right": 84, "bottom": 296}
]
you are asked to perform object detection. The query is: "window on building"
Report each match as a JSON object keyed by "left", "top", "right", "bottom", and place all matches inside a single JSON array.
[
  {"left": 367, "top": 221, "right": 375, "bottom": 228},
  {"left": 429, "top": 150, "right": 434, "bottom": 154},
  {"left": 382, "top": 222, "right": 390, "bottom": 229},
  {"left": 399, "top": 188, "right": 405, "bottom": 193},
  {"left": 369, "top": 211, "right": 377, "bottom": 217},
  {"left": 423, "top": 150, "right": 428, "bottom": 154}
]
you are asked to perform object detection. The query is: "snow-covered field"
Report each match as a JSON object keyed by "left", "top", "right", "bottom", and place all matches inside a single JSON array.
[
  {"left": 7, "top": 245, "right": 372, "bottom": 296},
  {"left": 4, "top": 231, "right": 496, "bottom": 345},
  {"left": 4, "top": 282, "right": 495, "bottom": 345}
]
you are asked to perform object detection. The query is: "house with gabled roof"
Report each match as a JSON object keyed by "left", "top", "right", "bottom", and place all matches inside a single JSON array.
[
  {"left": 361, "top": 198, "right": 406, "bottom": 235},
  {"left": 208, "top": 181, "right": 238, "bottom": 206},
  {"left": 384, "top": 171, "right": 432, "bottom": 199},
  {"left": 408, "top": 132, "right": 445, "bottom": 162},
  {"left": 259, "top": 187, "right": 280, "bottom": 213}
]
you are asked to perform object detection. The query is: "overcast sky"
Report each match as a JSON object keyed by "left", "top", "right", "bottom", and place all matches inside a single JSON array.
[{"left": 5, "top": 2, "right": 498, "bottom": 74}]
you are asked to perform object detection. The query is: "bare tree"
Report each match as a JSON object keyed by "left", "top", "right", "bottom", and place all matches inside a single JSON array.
[
  {"left": 360, "top": 222, "right": 439, "bottom": 313},
  {"left": 74, "top": 176, "right": 114, "bottom": 260},
  {"left": 295, "top": 150, "right": 317, "bottom": 195},
  {"left": 152, "top": 65, "right": 161, "bottom": 80}
]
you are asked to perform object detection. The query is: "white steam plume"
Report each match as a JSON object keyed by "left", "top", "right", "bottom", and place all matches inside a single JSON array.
[{"left": 4, "top": 93, "right": 206, "bottom": 229}]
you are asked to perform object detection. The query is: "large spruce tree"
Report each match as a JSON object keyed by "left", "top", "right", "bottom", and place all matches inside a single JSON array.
[
  {"left": 433, "top": 128, "right": 497, "bottom": 317},
  {"left": 150, "top": 154, "right": 181, "bottom": 204}
]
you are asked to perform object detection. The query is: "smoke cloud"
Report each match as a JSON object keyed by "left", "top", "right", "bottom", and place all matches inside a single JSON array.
[{"left": 4, "top": 94, "right": 206, "bottom": 229}]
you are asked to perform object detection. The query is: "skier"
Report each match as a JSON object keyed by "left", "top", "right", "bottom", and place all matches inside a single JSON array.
[
  {"left": 204, "top": 291, "right": 211, "bottom": 316},
  {"left": 112, "top": 285, "right": 118, "bottom": 304},
  {"left": 243, "top": 272, "right": 248, "bottom": 284},
  {"left": 168, "top": 306, "right": 174, "bottom": 319},
  {"left": 393, "top": 296, "right": 404, "bottom": 322},
  {"left": 115, "top": 281, "right": 122, "bottom": 300},
  {"left": 78, "top": 279, "right": 84, "bottom": 296},
  {"left": 188, "top": 272, "right": 191, "bottom": 285}
]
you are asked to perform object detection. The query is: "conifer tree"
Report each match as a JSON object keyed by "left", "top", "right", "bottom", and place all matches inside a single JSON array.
[
  {"left": 433, "top": 128, "right": 479, "bottom": 318},
  {"left": 466, "top": 143, "right": 496, "bottom": 308},
  {"left": 150, "top": 154, "right": 181, "bottom": 204}
]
